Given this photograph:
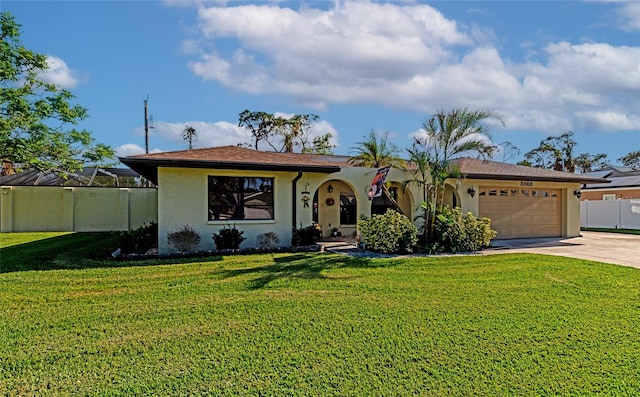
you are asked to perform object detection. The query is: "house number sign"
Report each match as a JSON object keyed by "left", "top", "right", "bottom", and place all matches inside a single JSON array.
[{"left": 520, "top": 181, "right": 533, "bottom": 187}]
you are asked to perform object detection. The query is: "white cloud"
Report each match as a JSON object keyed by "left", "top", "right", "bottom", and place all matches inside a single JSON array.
[
  {"left": 615, "top": 1, "right": 640, "bottom": 31},
  {"left": 116, "top": 143, "right": 163, "bottom": 157},
  {"left": 127, "top": 116, "right": 341, "bottom": 152},
  {"left": 184, "top": 2, "right": 640, "bottom": 136},
  {"left": 574, "top": 111, "right": 640, "bottom": 131},
  {"left": 149, "top": 120, "right": 252, "bottom": 148},
  {"left": 308, "top": 119, "right": 340, "bottom": 149},
  {"left": 189, "top": 2, "right": 469, "bottom": 99},
  {"left": 40, "top": 56, "right": 80, "bottom": 88},
  {"left": 180, "top": 38, "right": 200, "bottom": 55}
]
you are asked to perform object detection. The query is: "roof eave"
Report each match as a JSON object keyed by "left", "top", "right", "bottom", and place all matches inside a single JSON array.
[
  {"left": 463, "top": 173, "right": 610, "bottom": 184},
  {"left": 119, "top": 157, "right": 341, "bottom": 185},
  {"left": 583, "top": 184, "right": 638, "bottom": 190}
]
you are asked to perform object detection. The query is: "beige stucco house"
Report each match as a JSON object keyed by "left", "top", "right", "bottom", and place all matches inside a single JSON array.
[{"left": 120, "top": 146, "right": 607, "bottom": 254}]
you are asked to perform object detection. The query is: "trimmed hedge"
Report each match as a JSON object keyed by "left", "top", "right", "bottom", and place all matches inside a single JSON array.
[
  {"left": 431, "top": 206, "right": 496, "bottom": 253},
  {"left": 359, "top": 210, "right": 418, "bottom": 254}
]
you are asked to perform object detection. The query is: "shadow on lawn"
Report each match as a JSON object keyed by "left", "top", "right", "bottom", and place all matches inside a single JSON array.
[
  {"left": 0, "top": 233, "right": 224, "bottom": 273},
  {"left": 217, "top": 252, "right": 389, "bottom": 290},
  {"left": 1, "top": 234, "right": 393, "bottom": 286}
]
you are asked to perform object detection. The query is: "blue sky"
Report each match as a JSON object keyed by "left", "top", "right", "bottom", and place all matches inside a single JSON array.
[{"left": 3, "top": 0, "right": 639, "bottom": 165}]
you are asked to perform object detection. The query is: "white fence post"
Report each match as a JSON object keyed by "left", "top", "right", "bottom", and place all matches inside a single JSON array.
[{"left": 0, "top": 186, "right": 14, "bottom": 232}]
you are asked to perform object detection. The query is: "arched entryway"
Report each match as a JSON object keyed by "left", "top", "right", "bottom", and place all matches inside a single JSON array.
[
  {"left": 370, "top": 181, "right": 414, "bottom": 217},
  {"left": 443, "top": 184, "right": 461, "bottom": 208},
  {"left": 313, "top": 180, "right": 358, "bottom": 238}
]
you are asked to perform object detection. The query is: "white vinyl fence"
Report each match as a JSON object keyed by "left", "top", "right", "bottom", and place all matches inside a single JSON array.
[
  {"left": 580, "top": 199, "right": 640, "bottom": 229},
  {"left": 0, "top": 186, "right": 157, "bottom": 232}
]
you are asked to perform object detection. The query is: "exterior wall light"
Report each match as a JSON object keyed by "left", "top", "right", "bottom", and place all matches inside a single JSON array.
[
  {"left": 328, "top": 184, "right": 333, "bottom": 193},
  {"left": 574, "top": 189, "right": 582, "bottom": 199},
  {"left": 467, "top": 186, "right": 476, "bottom": 198}
]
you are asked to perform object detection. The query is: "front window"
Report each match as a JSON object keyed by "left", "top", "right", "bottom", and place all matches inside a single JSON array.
[{"left": 208, "top": 176, "right": 274, "bottom": 221}]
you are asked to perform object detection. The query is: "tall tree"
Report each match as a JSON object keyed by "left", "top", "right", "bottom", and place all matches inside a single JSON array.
[
  {"left": 494, "top": 141, "right": 521, "bottom": 163},
  {"left": 618, "top": 151, "right": 640, "bottom": 169},
  {"left": 522, "top": 131, "right": 615, "bottom": 173},
  {"left": 408, "top": 108, "right": 502, "bottom": 243},
  {"left": 281, "top": 113, "right": 319, "bottom": 152},
  {"left": 518, "top": 142, "right": 557, "bottom": 169},
  {"left": 181, "top": 125, "right": 198, "bottom": 150},
  {"left": 348, "top": 130, "right": 404, "bottom": 168},
  {"left": 301, "top": 132, "right": 336, "bottom": 155},
  {"left": 0, "top": 12, "right": 114, "bottom": 174},
  {"left": 402, "top": 143, "right": 433, "bottom": 242},
  {"left": 238, "top": 110, "right": 321, "bottom": 152},
  {"left": 574, "top": 152, "right": 610, "bottom": 173},
  {"left": 238, "top": 110, "right": 279, "bottom": 151},
  {"left": 522, "top": 131, "right": 578, "bottom": 172}
]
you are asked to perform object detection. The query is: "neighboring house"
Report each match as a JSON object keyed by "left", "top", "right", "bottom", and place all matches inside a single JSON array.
[
  {"left": 580, "top": 166, "right": 640, "bottom": 201},
  {"left": 120, "top": 146, "right": 607, "bottom": 254},
  {"left": 0, "top": 167, "right": 142, "bottom": 187}
]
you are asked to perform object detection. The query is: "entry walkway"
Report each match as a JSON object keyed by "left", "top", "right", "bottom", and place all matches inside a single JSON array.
[{"left": 321, "top": 240, "right": 391, "bottom": 258}]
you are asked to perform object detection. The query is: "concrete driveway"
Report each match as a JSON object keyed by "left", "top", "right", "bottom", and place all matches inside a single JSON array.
[{"left": 488, "top": 231, "right": 640, "bottom": 268}]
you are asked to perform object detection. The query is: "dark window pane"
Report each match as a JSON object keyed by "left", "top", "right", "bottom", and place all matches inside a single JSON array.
[
  {"left": 340, "top": 192, "right": 357, "bottom": 225},
  {"left": 208, "top": 176, "right": 274, "bottom": 221}
]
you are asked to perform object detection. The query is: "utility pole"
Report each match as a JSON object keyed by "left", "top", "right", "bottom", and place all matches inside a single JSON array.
[{"left": 144, "top": 96, "right": 150, "bottom": 154}]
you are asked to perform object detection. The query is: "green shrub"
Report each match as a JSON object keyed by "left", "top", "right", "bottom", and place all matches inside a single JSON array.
[
  {"left": 257, "top": 231, "right": 280, "bottom": 250},
  {"left": 292, "top": 225, "right": 322, "bottom": 246},
  {"left": 359, "top": 210, "right": 418, "bottom": 254},
  {"left": 431, "top": 206, "right": 496, "bottom": 253},
  {"left": 212, "top": 225, "right": 246, "bottom": 250},
  {"left": 118, "top": 222, "right": 158, "bottom": 254},
  {"left": 167, "top": 224, "right": 201, "bottom": 252}
]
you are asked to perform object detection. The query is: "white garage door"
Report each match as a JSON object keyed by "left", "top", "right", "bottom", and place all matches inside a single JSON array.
[{"left": 479, "top": 187, "right": 562, "bottom": 239}]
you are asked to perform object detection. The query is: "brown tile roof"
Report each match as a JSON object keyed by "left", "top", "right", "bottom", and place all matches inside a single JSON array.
[
  {"left": 120, "top": 146, "right": 347, "bottom": 184},
  {"left": 453, "top": 157, "right": 609, "bottom": 184},
  {"left": 128, "top": 146, "right": 352, "bottom": 166},
  {"left": 120, "top": 146, "right": 609, "bottom": 185}
]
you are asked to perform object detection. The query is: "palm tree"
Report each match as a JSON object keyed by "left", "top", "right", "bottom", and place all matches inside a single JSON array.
[
  {"left": 418, "top": 108, "right": 500, "bottom": 163},
  {"left": 402, "top": 143, "right": 432, "bottom": 242},
  {"left": 348, "top": 130, "right": 404, "bottom": 168},
  {"left": 409, "top": 108, "right": 503, "bottom": 242},
  {"left": 349, "top": 130, "right": 406, "bottom": 216},
  {"left": 182, "top": 125, "right": 198, "bottom": 150}
]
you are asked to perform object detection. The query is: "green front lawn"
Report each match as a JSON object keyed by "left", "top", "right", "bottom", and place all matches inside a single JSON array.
[
  {"left": 582, "top": 227, "right": 640, "bottom": 235},
  {"left": 0, "top": 232, "right": 120, "bottom": 272},
  {"left": 1, "top": 233, "right": 639, "bottom": 395}
]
